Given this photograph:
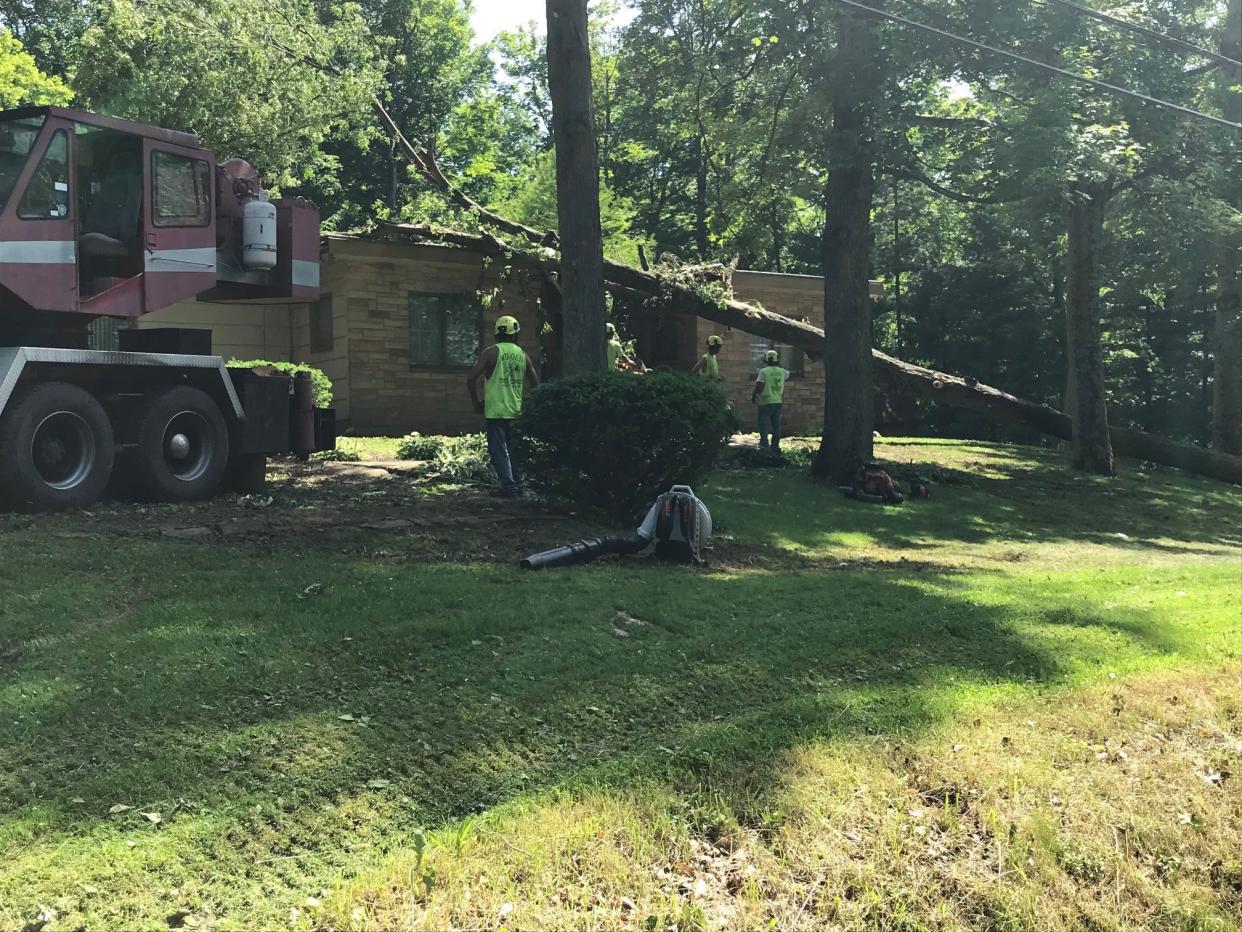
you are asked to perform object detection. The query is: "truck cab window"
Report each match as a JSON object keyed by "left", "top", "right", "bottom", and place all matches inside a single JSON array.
[
  {"left": 76, "top": 127, "right": 144, "bottom": 293},
  {"left": 18, "top": 130, "right": 69, "bottom": 219},
  {"left": 0, "top": 116, "right": 44, "bottom": 214},
  {"left": 152, "top": 151, "right": 210, "bottom": 226}
]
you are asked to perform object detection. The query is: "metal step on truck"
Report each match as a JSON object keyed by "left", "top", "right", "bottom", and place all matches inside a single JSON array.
[{"left": 0, "top": 105, "right": 334, "bottom": 510}]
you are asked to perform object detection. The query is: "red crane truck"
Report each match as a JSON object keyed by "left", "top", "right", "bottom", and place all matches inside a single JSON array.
[{"left": 0, "top": 105, "right": 333, "bottom": 510}]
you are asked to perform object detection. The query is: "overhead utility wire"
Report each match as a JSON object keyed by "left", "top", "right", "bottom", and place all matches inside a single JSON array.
[
  {"left": 1043, "top": 0, "right": 1241, "bottom": 71},
  {"left": 833, "top": 0, "right": 1242, "bottom": 130}
]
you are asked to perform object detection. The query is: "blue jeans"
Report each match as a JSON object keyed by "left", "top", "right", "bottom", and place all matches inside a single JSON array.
[
  {"left": 486, "top": 419, "right": 523, "bottom": 493},
  {"left": 757, "top": 404, "right": 782, "bottom": 451}
]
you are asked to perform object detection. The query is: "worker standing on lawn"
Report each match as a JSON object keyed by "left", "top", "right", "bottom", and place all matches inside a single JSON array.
[
  {"left": 466, "top": 316, "right": 540, "bottom": 497},
  {"left": 751, "top": 349, "right": 789, "bottom": 453},
  {"left": 690, "top": 335, "right": 724, "bottom": 381}
]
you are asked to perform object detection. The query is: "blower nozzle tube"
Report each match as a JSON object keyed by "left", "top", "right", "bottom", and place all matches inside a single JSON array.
[{"left": 520, "top": 535, "right": 650, "bottom": 570}]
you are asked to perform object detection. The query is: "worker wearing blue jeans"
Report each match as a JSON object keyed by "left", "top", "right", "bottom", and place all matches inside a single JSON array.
[
  {"left": 466, "top": 316, "right": 540, "bottom": 496},
  {"left": 486, "top": 419, "right": 523, "bottom": 493},
  {"left": 751, "top": 350, "right": 789, "bottom": 453}
]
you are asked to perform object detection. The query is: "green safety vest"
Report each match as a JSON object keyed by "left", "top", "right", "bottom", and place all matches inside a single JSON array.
[
  {"left": 485, "top": 342, "right": 526, "bottom": 419},
  {"left": 757, "top": 365, "right": 786, "bottom": 405},
  {"left": 608, "top": 339, "right": 624, "bottom": 370},
  {"left": 699, "top": 353, "right": 720, "bottom": 380}
]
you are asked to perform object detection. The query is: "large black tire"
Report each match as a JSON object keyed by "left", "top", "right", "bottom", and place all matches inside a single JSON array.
[
  {"left": 0, "top": 382, "right": 116, "bottom": 511},
  {"left": 132, "top": 386, "right": 230, "bottom": 502}
]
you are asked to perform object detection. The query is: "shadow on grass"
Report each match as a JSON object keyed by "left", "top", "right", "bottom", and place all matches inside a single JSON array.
[
  {"left": 0, "top": 440, "right": 1236, "bottom": 921},
  {"left": 0, "top": 543, "right": 1212, "bottom": 884}
]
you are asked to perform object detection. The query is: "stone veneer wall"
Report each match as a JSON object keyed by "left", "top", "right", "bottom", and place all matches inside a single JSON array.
[
  {"left": 316, "top": 238, "right": 858, "bottom": 437},
  {"left": 695, "top": 270, "right": 826, "bottom": 435},
  {"left": 320, "top": 237, "right": 542, "bottom": 435}
]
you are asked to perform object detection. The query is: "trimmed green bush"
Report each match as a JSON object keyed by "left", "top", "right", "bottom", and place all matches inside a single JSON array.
[
  {"left": 518, "top": 371, "right": 737, "bottom": 519},
  {"left": 227, "top": 360, "right": 332, "bottom": 408}
]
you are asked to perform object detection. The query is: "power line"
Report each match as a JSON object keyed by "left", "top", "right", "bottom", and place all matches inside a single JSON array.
[
  {"left": 1043, "top": 0, "right": 1241, "bottom": 71},
  {"left": 834, "top": 0, "right": 1241, "bottom": 130}
]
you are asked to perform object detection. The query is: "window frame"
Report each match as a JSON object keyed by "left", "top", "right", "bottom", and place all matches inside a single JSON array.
[
  {"left": 17, "top": 128, "right": 70, "bottom": 222},
  {"left": 309, "top": 294, "right": 334, "bottom": 355},
  {"left": 407, "top": 291, "right": 484, "bottom": 371},
  {"left": 150, "top": 149, "right": 212, "bottom": 228},
  {"left": 749, "top": 339, "right": 805, "bottom": 379}
]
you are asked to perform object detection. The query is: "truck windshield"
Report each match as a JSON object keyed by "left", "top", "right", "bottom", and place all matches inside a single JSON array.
[{"left": 0, "top": 116, "right": 46, "bottom": 214}]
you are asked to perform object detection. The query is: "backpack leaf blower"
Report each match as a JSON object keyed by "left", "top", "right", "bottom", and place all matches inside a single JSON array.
[{"left": 520, "top": 486, "right": 712, "bottom": 569}]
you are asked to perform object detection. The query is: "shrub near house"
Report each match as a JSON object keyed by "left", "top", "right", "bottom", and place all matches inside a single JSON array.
[{"left": 519, "top": 371, "right": 737, "bottom": 519}]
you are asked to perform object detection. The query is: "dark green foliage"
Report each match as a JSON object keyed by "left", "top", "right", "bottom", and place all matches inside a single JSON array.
[
  {"left": 397, "top": 432, "right": 494, "bottom": 483},
  {"left": 518, "top": 371, "right": 738, "bottom": 519},
  {"left": 227, "top": 359, "right": 332, "bottom": 408},
  {"left": 396, "top": 432, "right": 447, "bottom": 460},
  {"left": 427, "top": 434, "right": 493, "bottom": 484},
  {"left": 723, "top": 445, "right": 812, "bottom": 469}
]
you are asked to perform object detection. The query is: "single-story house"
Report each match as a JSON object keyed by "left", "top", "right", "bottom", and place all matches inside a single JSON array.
[{"left": 117, "top": 232, "right": 881, "bottom": 436}]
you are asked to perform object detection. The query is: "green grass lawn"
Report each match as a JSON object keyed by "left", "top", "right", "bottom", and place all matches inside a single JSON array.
[{"left": 1, "top": 439, "right": 1238, "bottom": 930}]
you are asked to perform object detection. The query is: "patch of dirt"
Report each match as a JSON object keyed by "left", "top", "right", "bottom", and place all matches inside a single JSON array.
[
  {"left": 7, "top": 458, "right": 949, "bottom": 573},
  {"left": 8, "top": 458, "right": 601, "bottom": 566}
]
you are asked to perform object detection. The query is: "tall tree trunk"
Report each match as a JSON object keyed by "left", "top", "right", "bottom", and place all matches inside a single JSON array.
[
  {"left": 1212, "top": 0, "right": 1242, "bottom": 454},
  {"left": 389, "top": 142, "right": 400, "bottom": 211},
  {"left": 693, "top": 132, "right": 710, "bottom": 258},
  {"left": 812, "top": 7, "right": 879, "bottom": 484},
  {"left": 891, "top": 180, "right": 902, "bottom": 350},
  {"left": 1064, "top": 183, "right": 1114, "bottom": 475},
  {"left": 547, "top": 0, "right": 605, "bottom": 373},
  {"left": 384, "top": 220, "right": 1242, "bottom": 485}
]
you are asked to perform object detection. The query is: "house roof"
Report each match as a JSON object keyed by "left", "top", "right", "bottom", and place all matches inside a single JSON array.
[{"left": 324, "top": 230, "right": 885, "bottom": 299}]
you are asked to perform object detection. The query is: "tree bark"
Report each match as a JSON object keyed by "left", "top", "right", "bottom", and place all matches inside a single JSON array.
[
  {"left": 814, "top": 6, "right": 880, "bottom": 484},
  {"left": 1212, "top": 0, "right": 1242, "bottom": 454},
  {"left": 377, "top": 221, "right": 1242, "bottom": 486},
  {"left": 1215, "top": 248, "right": 1242, "bottom": 455},
  {"left": 546, "top": 0, "right": 606, "bottom": 373},
  {"left": 1064, "top": 182, "right": 1115, "bottom": 475},
  {"left": 693, "top": 132, "right": 710, "bottom": 258}
]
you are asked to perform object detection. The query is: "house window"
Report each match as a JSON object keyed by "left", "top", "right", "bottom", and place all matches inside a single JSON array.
[
  {"left": 408, "top": 292, "right": 482, "bottom": 368},
  {"left": 151, "top": 150, "right": 211, "bottom": 226},
  {"left": 309, "top": 295, "right": 333, "bottom": 354},
  {"left": 750, "top": 340, "right": 803, "bottom": 377}
]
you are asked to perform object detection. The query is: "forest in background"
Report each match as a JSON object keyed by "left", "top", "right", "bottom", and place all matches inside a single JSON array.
[{"left": 0, "top": 0, "right": 1238, "bottom": 448}]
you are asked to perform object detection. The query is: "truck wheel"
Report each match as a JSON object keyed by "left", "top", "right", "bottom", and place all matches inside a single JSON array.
[
  {"left": 0, "top": 382, "right": 116, "bottom": 511},
  {"left": 132, "top": 386, "right": 230, "bottom": 502}
]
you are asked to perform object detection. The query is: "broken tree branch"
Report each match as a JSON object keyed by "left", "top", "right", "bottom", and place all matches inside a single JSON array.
[{"left": 375, "top": 222, "right": 1242, "bottom": 486}]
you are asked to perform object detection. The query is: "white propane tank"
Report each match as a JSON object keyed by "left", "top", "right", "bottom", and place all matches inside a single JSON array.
[{"left": 242, "top": 199, "right": 278, "bottom": 270}]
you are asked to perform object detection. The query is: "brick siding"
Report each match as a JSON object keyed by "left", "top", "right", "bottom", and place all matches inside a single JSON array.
[
  {"left": 320, "top": 237, "right": 543, "bottom": 435},
  {"left": 144, "top": 235, "right": 850, "bottom": 439},
  {"left": 692, "top": 270, "right": 826, "bottom": 435}
]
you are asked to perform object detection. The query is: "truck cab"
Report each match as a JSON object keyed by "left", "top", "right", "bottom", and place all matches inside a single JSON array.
[{"left": 0, "top": 106, "right": 330, "bottom": 510}]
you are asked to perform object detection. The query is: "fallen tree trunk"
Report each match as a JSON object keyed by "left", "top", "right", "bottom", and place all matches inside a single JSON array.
[
  {"left": 377, "top": 222, "right": 1242, "bottom": 486},
  {"left": 255, "top": 31, "right": 1242, "bottom": 485}
]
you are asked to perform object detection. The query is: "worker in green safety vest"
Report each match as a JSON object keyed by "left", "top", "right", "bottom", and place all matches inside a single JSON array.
[
  {"left": 466, "top": 315, "right": 540, "bottom": 496},
  {"left": 607, "top": 322, "right": 645, "bottom": 372},
  {"left": 690, "top": 335, "right": 724, "bottom": 381},
  {"left": 751, "top": 349, "right": 790, "bottom": 453}
]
